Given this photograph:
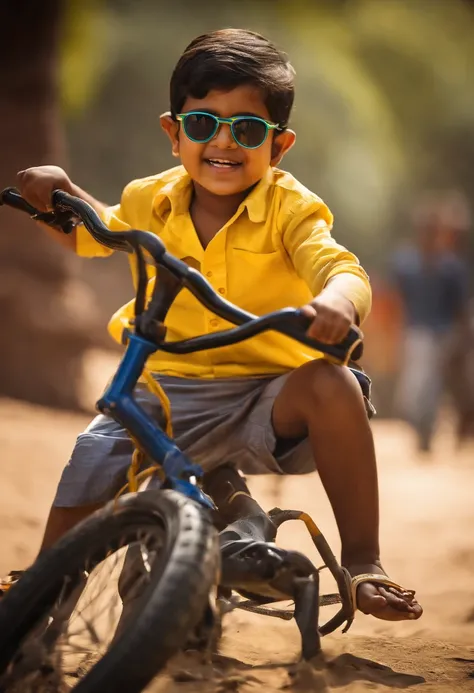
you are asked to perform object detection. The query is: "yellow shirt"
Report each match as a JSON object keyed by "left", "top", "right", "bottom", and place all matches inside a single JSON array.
[{"left": 76, "top": 166, "right": 371, "bottom": 377}]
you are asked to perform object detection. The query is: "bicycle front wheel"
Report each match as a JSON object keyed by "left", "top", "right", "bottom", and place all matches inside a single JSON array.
[{"left": 0, "top": 489, "right": 219, "bottom": 693}]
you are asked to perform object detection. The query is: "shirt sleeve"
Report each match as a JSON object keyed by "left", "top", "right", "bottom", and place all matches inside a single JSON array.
[
  {"left": 75, "top": 184, "right": 134, "bottom": 258},
  {"left": 281, "top": 199, "right": 372, "bottom": 324}
]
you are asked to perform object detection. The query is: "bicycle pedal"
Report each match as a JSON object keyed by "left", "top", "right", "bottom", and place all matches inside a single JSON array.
[{"left": 220, "top": 539, "right": 317, "bottom": 603}]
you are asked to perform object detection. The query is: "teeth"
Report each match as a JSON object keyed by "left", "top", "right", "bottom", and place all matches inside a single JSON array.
[{"left": 208, "top": 159, "right": 238, "bottom": 166}]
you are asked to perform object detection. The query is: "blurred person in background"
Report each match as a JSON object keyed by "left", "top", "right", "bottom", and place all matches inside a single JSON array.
[
  {"left": 441, "top": 196, "right": 474, "bottom": 447},
  {"left": 450, "top": 296, "right": 474, "bottom": 445},
  {"left": 392, "top": 192, "right": 471, "bottom": 453}
]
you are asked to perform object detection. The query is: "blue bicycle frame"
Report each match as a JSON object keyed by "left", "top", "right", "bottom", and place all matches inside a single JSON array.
[{"left": 97, "top": 331, "right": 213, "bottom": 508}]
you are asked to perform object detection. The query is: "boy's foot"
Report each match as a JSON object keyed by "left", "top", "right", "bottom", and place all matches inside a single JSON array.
[{"left": 347, "top": 562, "right": 423, "bottom": 621}]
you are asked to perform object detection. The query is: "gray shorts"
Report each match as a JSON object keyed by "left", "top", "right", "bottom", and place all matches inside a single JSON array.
[
  {"left": 54, "top": 369, "right": 373, "bottom": 508},
  {"left": 54, "top": 374, "right": 313, "bottom": 507}
]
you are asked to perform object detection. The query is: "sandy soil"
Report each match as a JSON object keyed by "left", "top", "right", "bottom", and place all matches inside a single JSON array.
[{"left": 1, "top": 351, "right": 473, "bottom": 692}]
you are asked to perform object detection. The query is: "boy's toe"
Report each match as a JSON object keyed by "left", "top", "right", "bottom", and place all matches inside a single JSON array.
[
  {"left": 346, "top": 563, "right": 423, "bottom": 622},
  {"left": 357, "top": 582, "right": 423, "bottom": 621}
]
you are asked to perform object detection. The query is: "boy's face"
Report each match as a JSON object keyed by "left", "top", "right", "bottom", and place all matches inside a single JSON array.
[{"left": 162, "top": 84, "right": 295, "bottom": 197}]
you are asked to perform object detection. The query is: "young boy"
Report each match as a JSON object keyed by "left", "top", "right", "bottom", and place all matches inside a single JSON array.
[{"left": 12, "top": 29, "right": 421, "bottom": 622}]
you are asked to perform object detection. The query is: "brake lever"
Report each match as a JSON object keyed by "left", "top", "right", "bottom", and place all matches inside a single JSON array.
[
  {"left": 0, "top": 187, "right": 76, "bottom": 234},
  {"left": 33, "top": 210, "right": 77, "bottom": 234}
]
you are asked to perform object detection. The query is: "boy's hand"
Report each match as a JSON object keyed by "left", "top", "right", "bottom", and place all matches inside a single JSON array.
[
  {"left": 17, "top": 166, "right": 75, "bottom": 212},
  {"left": 301, "top": 288, "right": 356, "bottom": 344}
]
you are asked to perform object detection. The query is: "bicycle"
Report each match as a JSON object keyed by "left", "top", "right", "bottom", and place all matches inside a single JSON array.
[{"left": 0, "top": 186, "right": 366, "bottom": 693}]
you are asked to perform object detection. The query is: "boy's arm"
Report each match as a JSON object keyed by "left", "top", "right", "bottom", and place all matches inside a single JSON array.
[
  {"left": 282, "top": 207, "right": 372, "bottom": 323},
  {"left": 282, "top": 203, "right": 371, "bottom": 343},
  {"left": 321, "top": 273, "right": 370, "bottom": 325}
]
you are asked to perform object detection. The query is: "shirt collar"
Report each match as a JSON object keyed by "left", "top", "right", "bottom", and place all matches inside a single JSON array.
[
  {"left": 240, "top": 167, "right": 273, "bottom": 223},
  {"left": 152, "top": 165, "right": 273, "bottom": 225},
  {"left": 153, "top": 167, "right": 192, "bottom": 221}
]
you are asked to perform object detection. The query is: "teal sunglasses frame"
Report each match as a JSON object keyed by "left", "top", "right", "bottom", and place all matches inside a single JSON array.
[{"left": 176, "top": 111, "right": 281, "bottom": 149}]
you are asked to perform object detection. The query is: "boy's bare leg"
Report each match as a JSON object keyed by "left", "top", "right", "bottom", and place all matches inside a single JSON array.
[
  {"left": 0, "top": 503, "right": 102, "bottom": 593},
  {"left": 39, "top": 503, "right": 102, "bottom": 554},
  {"left": 272, "top": 359, "right": 423, "bottom": 622}
]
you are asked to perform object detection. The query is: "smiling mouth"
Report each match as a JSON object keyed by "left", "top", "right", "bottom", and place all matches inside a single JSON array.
[{"left": 205, "top": 158, "right": 242, "bottom": 169}]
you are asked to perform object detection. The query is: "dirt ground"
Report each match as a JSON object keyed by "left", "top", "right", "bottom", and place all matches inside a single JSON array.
[{"left": 1, "top": 351, "right": 473, "bottom": 692}]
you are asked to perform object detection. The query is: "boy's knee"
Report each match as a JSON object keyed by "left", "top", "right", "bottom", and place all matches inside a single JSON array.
[{"left": 295, "top": 360, "right": 363, "bottom": 408}]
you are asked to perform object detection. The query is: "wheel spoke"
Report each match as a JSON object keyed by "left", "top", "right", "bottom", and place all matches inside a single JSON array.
[{"left": 2, "top": 530, "right": 164, "bottom": 690}]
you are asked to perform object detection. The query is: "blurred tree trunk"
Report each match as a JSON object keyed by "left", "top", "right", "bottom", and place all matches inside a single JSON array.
[{"left": 0, "top": 0, "right": 97, "bottom": 409}]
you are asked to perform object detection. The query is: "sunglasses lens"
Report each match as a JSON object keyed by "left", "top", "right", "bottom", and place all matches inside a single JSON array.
[
  {"left": 183, "top": 113, "right": 217, "bottom": 142},
  {"left": 232, "top": 118, "right": 268, "bottom": 148}
]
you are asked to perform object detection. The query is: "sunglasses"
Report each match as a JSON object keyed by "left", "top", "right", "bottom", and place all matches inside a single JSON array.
[{"left": 176, "top": 111, "right": 282, "bottom": 149}]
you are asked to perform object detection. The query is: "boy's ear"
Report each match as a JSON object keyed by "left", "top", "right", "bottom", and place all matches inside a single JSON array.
[
  {"left": 270, "top": 128, "right": 296, "bottom": 166},
  {"left": 160, "top": 111, "right": 180, "bottom": 158}
]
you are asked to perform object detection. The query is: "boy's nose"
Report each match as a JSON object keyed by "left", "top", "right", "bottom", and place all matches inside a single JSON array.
[{"left": 213, "top": 123, "right": 238, "bottom": 148}]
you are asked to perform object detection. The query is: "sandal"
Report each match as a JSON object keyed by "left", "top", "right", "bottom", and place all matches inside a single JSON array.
[{"left": 351, "top": 572, "right": 416, "bottom": 614}]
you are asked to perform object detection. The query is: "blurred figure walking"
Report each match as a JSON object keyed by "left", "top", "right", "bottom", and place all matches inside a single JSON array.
[{"left": 392, "top": 192, "right": 470, "bottom": 453}]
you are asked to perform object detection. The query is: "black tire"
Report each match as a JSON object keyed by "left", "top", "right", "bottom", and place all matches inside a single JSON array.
[{"left": 0, "top": 489, "right": 219, "bottom": 693}]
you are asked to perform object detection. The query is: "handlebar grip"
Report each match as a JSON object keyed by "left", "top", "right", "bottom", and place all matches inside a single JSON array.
[
  {"left": 0, "top": 187, "right": 76, "bottom": 234},
  {"left": 0, "top": 187, "right": 39, "bottom": 215},
  {"left": 287, "top": 310, "right": 364, "bottom": 362}
]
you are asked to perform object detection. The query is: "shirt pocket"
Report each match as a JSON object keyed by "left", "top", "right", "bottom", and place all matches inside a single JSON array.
[{"left": 229, "top": 248, "right": 311, "bottom": 315}]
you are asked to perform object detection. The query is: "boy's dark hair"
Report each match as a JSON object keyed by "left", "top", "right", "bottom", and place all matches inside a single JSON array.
[{"left": 170, "top": 29, "right": 295, "bottom": 128}]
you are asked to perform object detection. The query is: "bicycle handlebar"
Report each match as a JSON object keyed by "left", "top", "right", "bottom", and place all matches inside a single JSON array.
[{"left": 0, "top": 187, "right": 364, "bottom": 363}]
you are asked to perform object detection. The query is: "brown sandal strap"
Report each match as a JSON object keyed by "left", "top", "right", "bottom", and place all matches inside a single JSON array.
[{"left": 351, "top": 573, "right": 416, "bottom": 614}]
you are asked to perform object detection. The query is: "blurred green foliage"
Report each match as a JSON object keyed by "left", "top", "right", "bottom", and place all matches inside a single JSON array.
[{"left": 61, "top": 0, "right": 474, "bottom": 271}]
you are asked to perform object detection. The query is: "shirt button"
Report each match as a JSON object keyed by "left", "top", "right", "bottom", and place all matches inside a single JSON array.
[
  {"left": 206, "top": 271, "right": 213, "bottom": 278},
  {"left": 218, "top": 287, "right": 225, "bottom": 295},
  {"left": 210, "top": 318, "right": 219, "bottom": 327}
]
